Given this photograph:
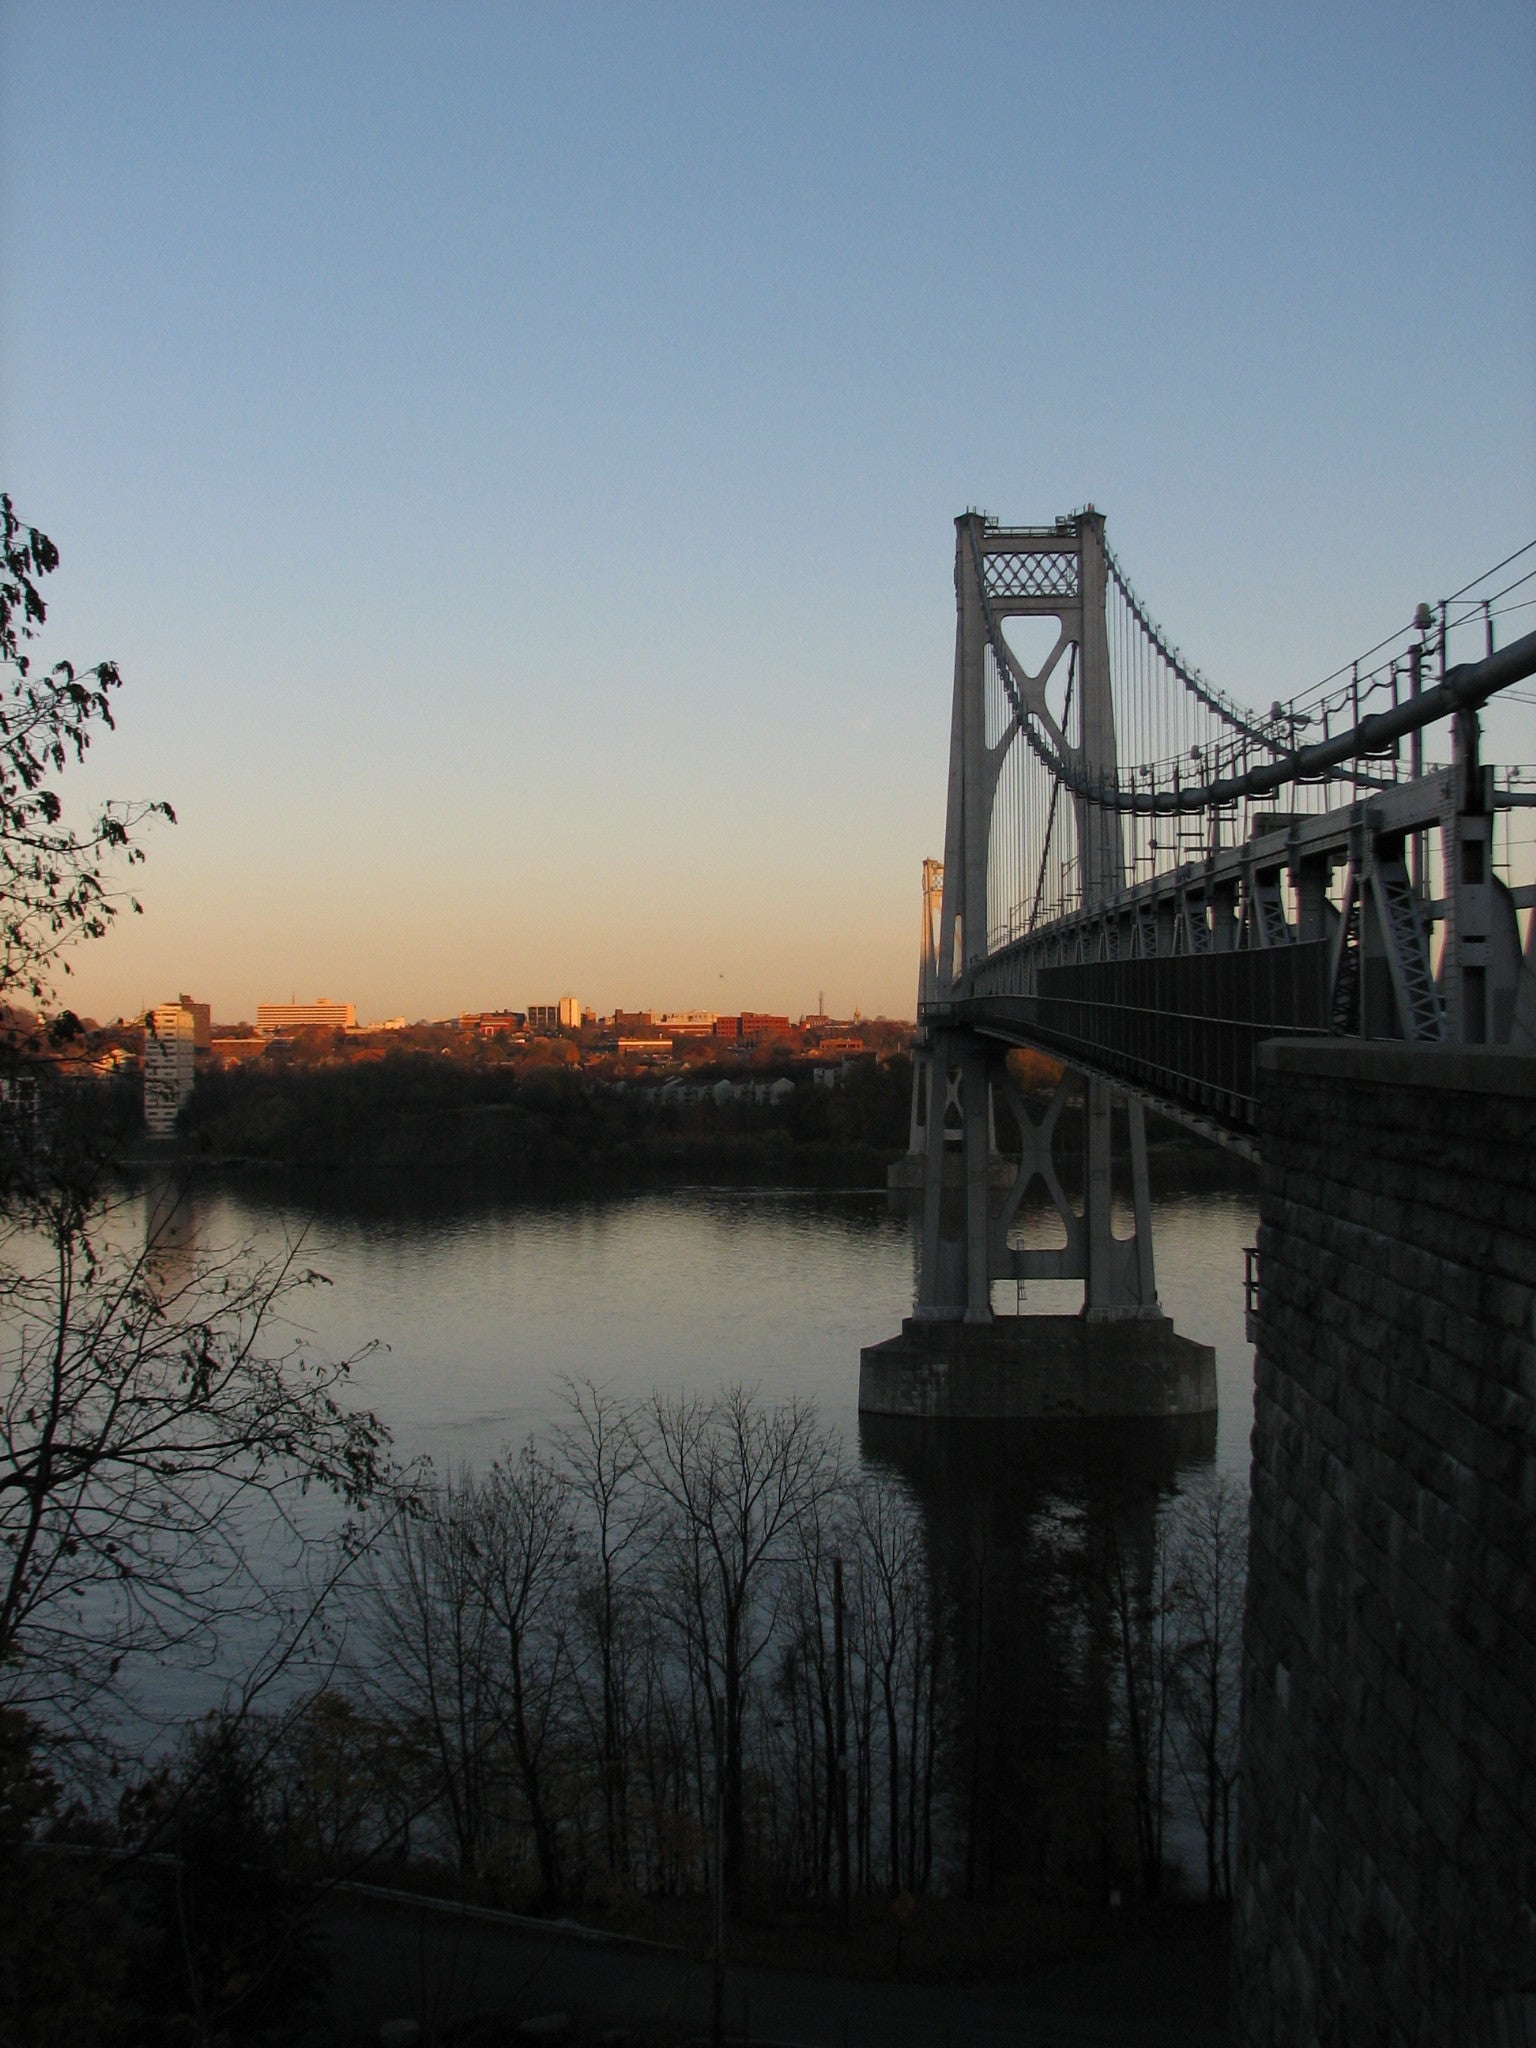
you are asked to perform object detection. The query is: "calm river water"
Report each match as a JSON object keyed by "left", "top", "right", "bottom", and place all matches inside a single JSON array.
[{"left": 131, "top": 1161, "right": 1260, "bottom": 1487}]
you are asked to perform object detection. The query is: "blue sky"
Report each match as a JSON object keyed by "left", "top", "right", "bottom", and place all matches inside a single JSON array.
[{"left": 3, "top": 1, "right": 1532, "bottom": 1022}]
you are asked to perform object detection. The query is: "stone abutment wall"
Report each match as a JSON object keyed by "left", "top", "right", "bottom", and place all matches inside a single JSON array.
[{"left": 1235, "top": 1043, "right": 1535, "bottom": 2047}]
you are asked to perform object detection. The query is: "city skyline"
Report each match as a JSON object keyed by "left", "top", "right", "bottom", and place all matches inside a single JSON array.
[
  {"left": 2, "top": 3, "right": 1532, "bottom": 1024},
  {"left": 76, "top": 992, "right": 900, "bottom": 1032}
]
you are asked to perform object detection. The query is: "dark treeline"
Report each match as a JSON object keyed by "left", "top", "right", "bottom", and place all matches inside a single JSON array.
[{"left": 174, "top": 1054, "right": 913, "bottom": 1183}]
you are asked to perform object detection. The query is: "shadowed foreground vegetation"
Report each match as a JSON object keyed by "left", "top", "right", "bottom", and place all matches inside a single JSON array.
[{"left": 6, "top": 1378, "right": 1241, "bottom": 2044}]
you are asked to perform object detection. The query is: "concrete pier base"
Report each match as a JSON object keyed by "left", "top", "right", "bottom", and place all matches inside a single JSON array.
[
  {"left": 885, "top": 1152, "right": 1019, "bottom": 1192},
  {"left": 858, "top": 1313, "right": 1216, "bottom": 1420}
]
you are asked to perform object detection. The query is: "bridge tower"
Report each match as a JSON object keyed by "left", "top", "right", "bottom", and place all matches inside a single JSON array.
[
  {"left": 868, "top": 512, "right": 1215, "bottom": 1421},
  {"left": 871, "top": 506, "right": 1536, "bottom": 1421},
  {"left": 915, "top": 511, "right": 1163, "bottom": 1329}
]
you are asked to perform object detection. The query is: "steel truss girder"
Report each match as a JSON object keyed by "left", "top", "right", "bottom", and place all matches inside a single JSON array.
[{"left": 940, "top": 768, "right": 1531, "bottom": 1131}]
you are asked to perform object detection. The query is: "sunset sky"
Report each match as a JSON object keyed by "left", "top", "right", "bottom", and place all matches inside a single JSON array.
[{"left": 2, "top": 3, "right": 1533, "bottom": 1024}]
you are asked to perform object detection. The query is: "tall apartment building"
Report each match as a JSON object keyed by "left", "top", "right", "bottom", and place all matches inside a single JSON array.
[
  {"left": 144, "top": 1003, "right": 196, "bottom": 1135},
  {"left": 256, "top": 998, "right": 357, "bottom": 1032}
]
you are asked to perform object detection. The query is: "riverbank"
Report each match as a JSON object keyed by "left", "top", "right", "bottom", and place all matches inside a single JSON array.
[
  {"left": 154, "top": 1054, "right": 913, "bottom": 1187},
  {"left": 131, "top": 1054, "right": 1256, "bottom": 1196},
  {"left": 124, "top": 1119, "right": 904, "bottom": 1188}
]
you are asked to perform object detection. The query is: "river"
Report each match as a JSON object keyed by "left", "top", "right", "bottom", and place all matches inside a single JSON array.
[{"left": 131, "top": 1160, "right": 1259, "bottom": 1487}]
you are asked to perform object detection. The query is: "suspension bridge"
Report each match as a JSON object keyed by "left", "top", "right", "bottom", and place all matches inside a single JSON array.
[{"left": 862, "top": 511, "right": 1536, "bottom": 1414}]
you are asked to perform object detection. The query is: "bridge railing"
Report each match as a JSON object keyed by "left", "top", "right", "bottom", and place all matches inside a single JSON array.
[{"left": 980, "top": 532, "right": 1536, "bottom": 954}]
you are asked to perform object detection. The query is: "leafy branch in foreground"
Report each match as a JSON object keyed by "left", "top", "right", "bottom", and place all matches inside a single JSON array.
[{"left": 0, "top": 491, "right": 174, "bottom": 1000}]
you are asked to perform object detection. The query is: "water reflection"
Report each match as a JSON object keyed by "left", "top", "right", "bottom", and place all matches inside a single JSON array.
[
  {"left": 143, "top": 1173, "right": 199, "bottom": 1295},
  {"left": 114, "top": 1167, "right": 1254, "bottom": 1482},
  {"left": 861, "top": 1412, "right": 1216, "bottom": 1897}
]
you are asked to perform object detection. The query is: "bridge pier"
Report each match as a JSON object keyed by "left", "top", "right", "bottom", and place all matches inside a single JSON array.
[
  {"left": 911, "top": 1033, "right": 1165, "bottom": 1324},
  {"left": 864, "top": 1031, "right": 1216, "bottom": 1419},
  {"left": 859, "top": 1311, "right": 1217, "bottom": 1421}
]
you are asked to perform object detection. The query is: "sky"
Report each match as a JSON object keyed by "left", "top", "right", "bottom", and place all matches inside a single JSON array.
[{"left": 2, "top": 1, "right": 1533, "bottom": 1025}]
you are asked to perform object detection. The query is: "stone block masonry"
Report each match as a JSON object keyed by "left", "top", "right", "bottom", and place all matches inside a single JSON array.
[{"left": 1234, "top": 1042, "right": 1536, "bottom": 2047}]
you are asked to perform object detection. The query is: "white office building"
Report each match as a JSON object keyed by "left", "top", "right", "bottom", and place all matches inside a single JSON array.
[
  {"left": 256, "top": 998, "right": 356, "bottom": 1032},
  {"left": 145, "top": 1003, "right": 196, "bottom": 1135}
]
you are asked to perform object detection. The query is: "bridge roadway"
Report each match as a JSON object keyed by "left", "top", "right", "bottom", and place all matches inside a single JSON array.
[{"left": 922, "top": 512, "right": 1536, "bottom": 1155}]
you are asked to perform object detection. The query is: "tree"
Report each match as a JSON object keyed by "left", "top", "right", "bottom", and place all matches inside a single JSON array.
[
  {"left": 1168, "top": 1476, "right": 1246, "bottom": 1901},
  {"left": 270, "top": 1687, "right": 397, "bottom": 1869},
  {"left": 780, "top": 1467, "right": 845, "bottom": 1899},
  {"left": 0, "top": 498, "right": 390, "bottom": 1743},
  {"left": 1098, "top": 1502, "right": 1178, "bottom": 1897},
  {"left": 0, "top": 493, "right": 172, "bottom": 1005},
  {"left": 553, "top": 1377, "right": 661, "bottom": 1885},
  {"left": 356, "top": 1468, "right": 501, "bottom": 1880},
  {"left": 356, "top": 1445, "right": 578, "bottom": 1903},
  {"left": 641, "top": 1386, "right": 842, "bottom": 1899},
  {"left": 0, "top": 1182, "right": 389, "bottom": 1730},
  {"left": 471, "top": 1441, "right": 576, "bottom": 1906},
  {"left": 125, "top": 1710, "right": 329, "bottom": 2047},
  {"left": 850, "top": 1471, "right": 935, "bottom": 1897},
  {"left": 0, "top": 1706, "right": 134, "bottom": 2040}
]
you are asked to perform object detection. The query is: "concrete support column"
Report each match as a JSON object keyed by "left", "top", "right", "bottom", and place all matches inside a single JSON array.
[
  {"left": 1083, "top": 1077, "right": 1120, "bottom": 1317},
  {"left": 1127, "top": 1094, "right": 1158, "bottom": 1309},
  {"left": 915, "top": 1032, "right": 957, "bottom": 1319},
  {"left": 907, "top": 1043, "right": 929, "bottom": 1157},
  {"left": 1083, "top": 1078, "right": 1163, "bottom": 1320},
  {"left": 962, "top": 1039, "right": 992, "bottom": 1324}
]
